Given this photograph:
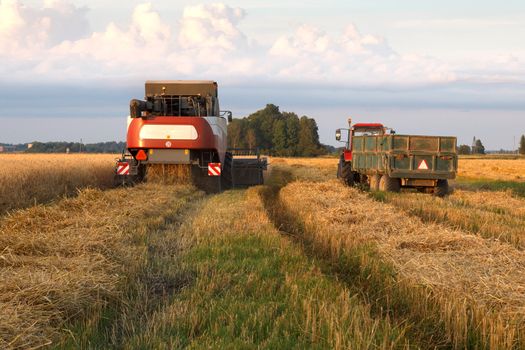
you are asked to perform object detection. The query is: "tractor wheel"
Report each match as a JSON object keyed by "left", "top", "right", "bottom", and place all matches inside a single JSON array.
[
  {"left": 379, "top": 174, "right": 401, "bottom": 192},
  {"left": 221, "top": 152, "right": 234, "bottom": 190},
  {"left": 339, "top": 157, "right": 354, "bottom": 186},
  {"left": 369, "top": 174, "right": 381, "bottom": 191},
  {"left": 434, "top": 180, "right": 449, "bottom": 197}
]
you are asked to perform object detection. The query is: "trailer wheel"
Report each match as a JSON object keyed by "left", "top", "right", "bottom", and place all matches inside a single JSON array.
[
  {"left": 369, "top": 174, "right": 381, "bottom": 191},
  {"left": 379, "top": 174, "right": 401, "bottom": 192},
  {"left": 338, "top": 156, "right": 354, "bottom": 186},
  {"left": 434, "top": 180, "right": 449, "bottom": 197}
]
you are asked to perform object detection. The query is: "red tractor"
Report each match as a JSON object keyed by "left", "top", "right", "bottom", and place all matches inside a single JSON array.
[{"left": 115, "top": 80, "right": 267, "bottom": 192}]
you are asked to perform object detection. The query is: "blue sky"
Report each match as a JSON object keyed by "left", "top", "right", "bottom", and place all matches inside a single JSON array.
[{"left": 0, "top": 0, "right": 524, "bottom": 149}]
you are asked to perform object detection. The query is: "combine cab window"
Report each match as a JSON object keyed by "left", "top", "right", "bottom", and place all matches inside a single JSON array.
[{"left": 147, "top": 95, "right": 219, "bottom": 117}]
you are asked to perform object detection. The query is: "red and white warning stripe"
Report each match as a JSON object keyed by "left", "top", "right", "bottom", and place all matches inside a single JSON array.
[
  {"left": 208, "top": 163, "right": 222, "bottom": 176},
  {"left": 117, "top": 162, "right": 130, "bottom": 175}
]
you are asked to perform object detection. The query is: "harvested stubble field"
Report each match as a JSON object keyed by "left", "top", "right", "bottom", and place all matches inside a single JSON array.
[{"left": 1, "top": 154, "right": 525, "bottom": 349}]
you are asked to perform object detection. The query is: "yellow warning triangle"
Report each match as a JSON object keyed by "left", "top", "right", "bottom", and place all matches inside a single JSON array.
[{"left": 418, "top": 160, "right": 429, "bottom": 170}]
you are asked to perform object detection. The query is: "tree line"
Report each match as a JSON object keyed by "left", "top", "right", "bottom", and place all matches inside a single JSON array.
[
  {"left": 459, "top": 135, "right": 525, "bottom": 155},
  {"left": 228, "top": 104, "right": 331, "bottom": 156},
  {"left": 24, "top": 141, "right": 126, "bottom": 154},
  {"left": 458, "top": 137, "right": 486, "bottom": 155}
]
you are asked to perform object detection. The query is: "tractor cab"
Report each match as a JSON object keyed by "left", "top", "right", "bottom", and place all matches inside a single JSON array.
[{"left": 336, "top": 119, "right": 388, "bottom": 151}]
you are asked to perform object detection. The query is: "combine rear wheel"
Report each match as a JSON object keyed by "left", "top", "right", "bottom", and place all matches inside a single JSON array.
[
  {"left": 434, "top": 180, "right": 449, "bottom": 197},
  {"left": 191, "top": 165, "right": 221, "bottom": 194},
  {"left": 379, "top": 174, "right": 401, "bottom": 192},
  {"left": 221, "top": 152, "right": 234, "bottom": 190},
  {"left": 369, "top": 174, "right": 381, "bottom": 191}
]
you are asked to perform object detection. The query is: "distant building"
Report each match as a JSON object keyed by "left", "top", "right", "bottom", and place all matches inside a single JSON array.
[
  {"left": 0, "top": 145, "right": 15, "bottom": 153},
  {"left": 28, "top": 143, "right": 33, "bottom": 149}
]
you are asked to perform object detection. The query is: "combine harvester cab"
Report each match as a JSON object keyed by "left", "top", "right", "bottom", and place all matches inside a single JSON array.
[
  {"left": 335, "top": 119, "right": 458, "bottom": 196},
  {"left": 114, "top": 80, "right": 267, "bottom": 192}
]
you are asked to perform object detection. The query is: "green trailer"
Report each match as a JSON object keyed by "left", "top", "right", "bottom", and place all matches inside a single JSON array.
[{"left": 336, "top": 120, "right": 457, "bottom": 196}]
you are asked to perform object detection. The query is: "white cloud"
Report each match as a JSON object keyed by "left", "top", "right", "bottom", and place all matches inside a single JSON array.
[
  {"left": 268, "top": 24, "right": 455, "bottom": 85},
  {"left": 0, "top": 1, "right": 522, "bottom": 88},
  {"left": 179, "top": 3, "right": 246, "bottom": 51},
  {"left": 0, "top": 0, "right": 89, "bottom": 53}
]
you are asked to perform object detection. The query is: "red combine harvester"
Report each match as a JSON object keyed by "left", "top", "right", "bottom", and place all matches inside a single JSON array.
[{"left": 115, "top": 80, "right": 267, "bottom": 192}]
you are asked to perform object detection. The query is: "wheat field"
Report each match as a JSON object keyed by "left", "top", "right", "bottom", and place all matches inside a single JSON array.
[
  {"left": 1, "top": 154, "right": 525, "bottom": 349},
  {"left": 0, "top": 154, "right": 116, "bottom": 214},
  {"left": 458, "top": 158, "right": 525, "bottom": 181}
]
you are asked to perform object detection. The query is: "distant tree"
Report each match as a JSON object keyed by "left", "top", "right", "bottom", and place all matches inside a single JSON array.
[
  {"left": 297, "top": 116, "right": 322, "bottom": 156},
  {"left": 247, "top": 104, "right": 282, "bottom": 150},
  {"left": 473, "top": 139, "right": 485, "bottom": 155},
  {"left": 458, "top": 145, "right": 471, "bottom": 155},
  {"left": 227, "top": 104, "right": 326, "bottom": 156},
  {"left": 519, "top": 135, "right": 525, "bottom": 155},
  {"left": 272, "top": 119, "right": 288, "bottom": 155},
  {"left": 227, "top": 119, "right": 244, "bottom": 149},
  {"left": 284, "top": 113, "right": 300, "bottom": 156},
  {"left": 246, "top": 129, "right": 257, "bottom": 149}
]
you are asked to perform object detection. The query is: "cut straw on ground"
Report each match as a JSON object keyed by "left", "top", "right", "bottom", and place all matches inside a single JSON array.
[
  {"left": 120, "top": 189, "right": 412, "bottom": 349},
  {"left": 277, "top": 178, "right": 525, "bottom": 348},
  {"left": 0, "top": 183, "right": 200, "bottom": 349}
]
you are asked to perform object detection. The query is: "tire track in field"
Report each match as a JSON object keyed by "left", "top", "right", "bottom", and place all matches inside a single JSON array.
[
  {"left": 56, "top": 184, "right": 209, "bottom": 349},
  {"left": 256, "top": 168, "right": 439, "bottom": 349},
  {"left": 120, "top": 188, "right": 411, "bottom": 349}
]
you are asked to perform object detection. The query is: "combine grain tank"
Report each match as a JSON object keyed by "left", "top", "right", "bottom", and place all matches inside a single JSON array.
[
  {"left": 335, "top": 119, "right": 457, "bottom": 196},
  {"left": 114, "top": 81, "right": 267, "bottom": 192}
]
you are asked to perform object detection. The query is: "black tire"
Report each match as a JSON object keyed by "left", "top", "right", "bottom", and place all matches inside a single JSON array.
[
  {"left": 417, "top": 187, "right": 434, "bottom": 194},
  {"left": 221, "top": 152, "right": 234, "bottom": 190},
  {"left": 434, "top": 180, "right": 449, "bottom": 197},
  {"left": 369, "top": 174, "right": 381, "bottom": 191},
  {"left": 338, "top": 155, "right": 355, "bottom": 186},
  {"left": 379, "top": 174, "right": 401, "bottom": 192},
  {"left": 191, "top": 165, "right": 221, "bottom": 194}
]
